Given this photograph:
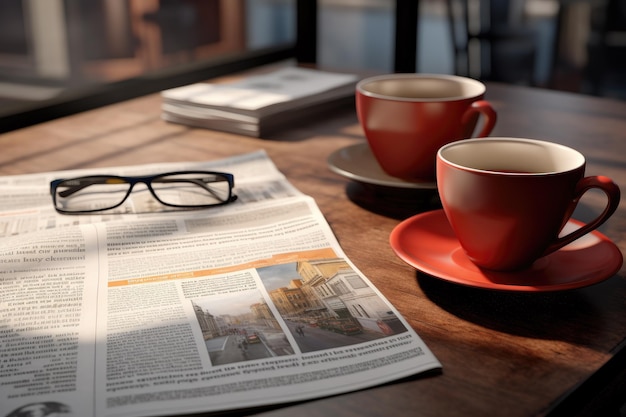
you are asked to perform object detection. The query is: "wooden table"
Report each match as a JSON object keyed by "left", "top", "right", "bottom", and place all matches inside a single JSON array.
[{"left": 1, "top": 74, "right": 625, "bottom": 417}]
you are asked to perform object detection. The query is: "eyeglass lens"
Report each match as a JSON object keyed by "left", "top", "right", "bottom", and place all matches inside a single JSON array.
[
  {"left": 151, "top": 173, "right": 232, "bottom": 206},
  {"left": 53, "top": 173, "right": 232, "bottom": 212}
]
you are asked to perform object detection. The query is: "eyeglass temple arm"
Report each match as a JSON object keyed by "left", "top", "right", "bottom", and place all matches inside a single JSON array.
[{"left": 56, "top": 178, "right": 114, "bottom": 198}]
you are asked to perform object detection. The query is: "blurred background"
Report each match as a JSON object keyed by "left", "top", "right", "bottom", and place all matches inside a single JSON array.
[{"left": 1, "top": 0, "right": 625, "bottom": 130}]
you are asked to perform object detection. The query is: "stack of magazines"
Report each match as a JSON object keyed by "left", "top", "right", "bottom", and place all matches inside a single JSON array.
[{"left": 161, "top": 67, "right": 359, "bottom": 137}]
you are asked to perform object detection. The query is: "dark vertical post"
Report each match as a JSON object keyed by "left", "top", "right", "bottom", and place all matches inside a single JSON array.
[
  {"left": 394, "top": 0, "right": 419, "bottom": 72},
  {"left": 296, "top": 0, "right": 317, "bottom": 64},
  {"left": 394, "top": 0, "right": 419, "bottom": 73}
]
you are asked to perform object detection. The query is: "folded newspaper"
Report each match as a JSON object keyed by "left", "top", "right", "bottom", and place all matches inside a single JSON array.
[
  {"left": 0, "top": 151, "right": 441, "bottom": 417},
  {"left": 160, "top": 67, "right": 359, "bottom": 137}
]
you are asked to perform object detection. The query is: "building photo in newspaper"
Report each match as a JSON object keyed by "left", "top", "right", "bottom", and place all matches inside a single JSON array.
[{"left": 191, "top": 258, "right": 409, "bottom": 367}]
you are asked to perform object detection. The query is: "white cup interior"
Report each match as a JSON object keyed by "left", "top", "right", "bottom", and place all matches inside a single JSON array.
[
  {"left": 357, "top": 74, "right": 485, "bottom": 101},
  {"left": 438, "top": 138, "right": 585, "bottom": 174}
]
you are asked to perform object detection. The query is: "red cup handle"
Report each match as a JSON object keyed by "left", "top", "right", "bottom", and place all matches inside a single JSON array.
[
  {"left": 462, "top": 100, "right": 497, "bottom": 137},
  {"left": 544, "top": 175, "right": 621, "bottom": 255}
]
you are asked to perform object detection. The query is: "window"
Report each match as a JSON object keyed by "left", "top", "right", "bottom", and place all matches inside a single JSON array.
[
  {"left": 346, "top": 275, "right": 368, "bottom": 289},
  {"left": 330, "top": 281, "right": 351, "bottom": 296},
  {"left": 0, "top": 0, "right": 296, "bottom": 131}
]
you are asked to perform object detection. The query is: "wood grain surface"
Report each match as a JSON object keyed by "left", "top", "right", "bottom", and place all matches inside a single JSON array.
[{"left": 1, "top": 74, "right": 625, "bottom": 417}]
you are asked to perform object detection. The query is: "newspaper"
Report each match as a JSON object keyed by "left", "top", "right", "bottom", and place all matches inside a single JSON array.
[{"left": 0, "top": 150, "right": 441, "bottom": 417}]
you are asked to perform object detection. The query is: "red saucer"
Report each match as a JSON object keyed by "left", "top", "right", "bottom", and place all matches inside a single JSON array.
[{"left": 389, "top": 210, "right": 623, "bottom": 292}]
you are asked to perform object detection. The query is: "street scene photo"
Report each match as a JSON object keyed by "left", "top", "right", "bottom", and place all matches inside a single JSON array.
[
  {"left": 191, "top": 257, "right": 408, "bottom": 364},
  {"left": 192, "top": 288, "right": 295, "bottom": 366},
  {"left": 258, "top": 258, "right": 408, "bottom": 353}
]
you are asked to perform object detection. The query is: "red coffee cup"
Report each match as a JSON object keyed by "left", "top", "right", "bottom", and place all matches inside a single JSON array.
[
  {"left": 436, "top": 137, "right": 621, "bottom": 271},
  {"left": 356, "top": 73, "right": 496, "bottom": 181}
]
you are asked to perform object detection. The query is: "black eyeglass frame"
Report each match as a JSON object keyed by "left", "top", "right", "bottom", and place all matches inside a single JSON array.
[{"left": 50, "top": 171, "right": 237, "bottom": 214}]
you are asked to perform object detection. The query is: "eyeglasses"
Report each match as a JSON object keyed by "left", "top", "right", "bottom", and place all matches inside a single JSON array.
[{"left": 50, "top": 171, "right": 237, "bottom": 214}]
